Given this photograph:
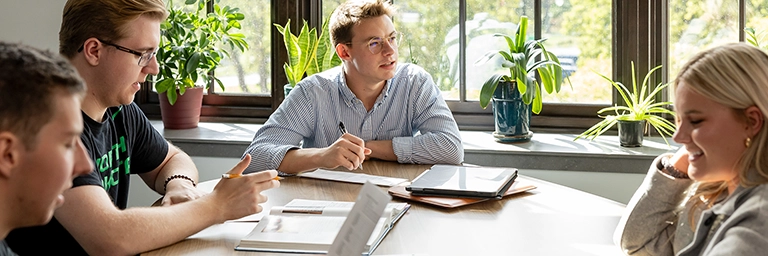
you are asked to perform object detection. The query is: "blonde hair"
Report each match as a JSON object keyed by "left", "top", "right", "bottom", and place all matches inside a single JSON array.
[
  {"left": 60, "top": 0, "right": 168, "bottom": 58},
  {"left": 329, "top": 0, "right": 397, "bottom": 46},
  {"left": 674, "top": 43, "right": 768, "bottom": 210}
]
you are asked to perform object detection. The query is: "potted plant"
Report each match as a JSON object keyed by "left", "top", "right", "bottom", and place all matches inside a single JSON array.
[
  {"left": 153, "top": 0, "right": 249, "bottom": 129},
  {"left": 475, "top": 16, "right": 569, "bottom": 143},
  {"left": 275, "top": 16, "right": 341, "bottom": 96},
  {"left": 745, "top": 28, "right": 766, "bottom": 49},
  {"left": 574, "top": 62, "right": 676, "bottom": 147}
]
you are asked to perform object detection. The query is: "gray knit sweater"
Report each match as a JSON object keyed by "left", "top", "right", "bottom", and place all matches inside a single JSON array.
[{"left": 615, "top": 154, "right": 768, "bottom": 255}]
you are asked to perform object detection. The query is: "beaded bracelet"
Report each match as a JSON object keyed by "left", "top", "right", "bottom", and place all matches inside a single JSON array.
[
  {"left": 657, "top": 156, "right": 689, "bottom": 179},
  {"left": 164, "top": 174, "right": 196, "bottom": 192}
]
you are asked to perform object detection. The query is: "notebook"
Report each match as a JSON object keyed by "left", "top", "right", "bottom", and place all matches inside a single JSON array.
[{"left": 405, "top": 165, "right": 518, "bottom": 199}]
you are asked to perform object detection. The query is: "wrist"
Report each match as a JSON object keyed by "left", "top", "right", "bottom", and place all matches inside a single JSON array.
[
  {"left": 164, "top": 174, "right": 196, "bottom": 193},
  {"left": 657, "top": 156, "right": 689, "bottom": 179}
]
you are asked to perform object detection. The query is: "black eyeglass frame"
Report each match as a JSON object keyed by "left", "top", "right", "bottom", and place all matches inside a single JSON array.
[{"left": 77, "top": 38, "right": 157, "bottom": 67}]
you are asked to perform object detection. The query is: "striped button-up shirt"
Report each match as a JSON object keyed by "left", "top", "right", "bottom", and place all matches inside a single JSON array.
[{"left": 243, "top": 63, "right": 463, "bottom": 173}]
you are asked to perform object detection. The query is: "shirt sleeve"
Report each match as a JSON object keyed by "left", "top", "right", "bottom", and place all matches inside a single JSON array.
[
  {"left": 614, "top": 154, "right": 694, "bottom": 256},
  {"left": 123, "top": 103, "right": 169, "bottom": 174},
  {"left": 392, "top": 67, "right": 463, "bottom": 165},
  {"left": 242, "top": 84, "right": 315, "bottom": 173}
]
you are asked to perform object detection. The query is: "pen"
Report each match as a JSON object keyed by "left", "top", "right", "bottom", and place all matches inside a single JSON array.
[
  {"left": 221, "top": 173, "right": 283, "bottom": 180},
  {"left": 338, "top": 122, "right": 363, "bottom": 170}
]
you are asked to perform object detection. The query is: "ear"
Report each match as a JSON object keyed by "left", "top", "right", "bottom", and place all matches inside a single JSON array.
[
  {"left": 336, "top": 43, "right": 351, "bottom": 61},
  {"left": 0, "top": 132, "right": 22, "bottom": 179},
  {"left": 81, "top": 37, "right": 103, "bottom": 66},
  {"left": 744, "top": 105, "right": 764, "bottom": 137}
]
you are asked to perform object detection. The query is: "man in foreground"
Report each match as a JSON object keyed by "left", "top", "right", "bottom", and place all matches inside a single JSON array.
[
  {"left": 6, "top": 0, "right": 279, "bottom": 254},
  {"left": 0, "top": 41, "right": 93, "bottom": 255}
]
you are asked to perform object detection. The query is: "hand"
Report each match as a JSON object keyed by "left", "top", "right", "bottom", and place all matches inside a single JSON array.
[
  {"left": 210, "top": 154, "right": 280, "bottom": 221},
  {"left": 669, "top": 147, "right": 690, "bottom": 174},
  {"left": 161, "top": 180, "right": 207, "bottom": 206},
  {"left": 321, "top": 133, "right": 372, "bottom": 170}
]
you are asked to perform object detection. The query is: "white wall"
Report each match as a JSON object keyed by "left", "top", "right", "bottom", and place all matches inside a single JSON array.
[{"left": 0, "top": 0, "right": 64, "bottom": 51}]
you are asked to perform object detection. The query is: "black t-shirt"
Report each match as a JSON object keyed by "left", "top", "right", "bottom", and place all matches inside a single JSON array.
[{"left": 5, "top": 103, "right": 168, "bottom": 255}]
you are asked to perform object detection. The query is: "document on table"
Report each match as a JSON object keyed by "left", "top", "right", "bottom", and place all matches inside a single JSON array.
[
  {"left": 328, "top": 181, "right": 391, "bottom": 256},
  {"left": 297, "top": 169, "right": 408, "bottom": 187}
]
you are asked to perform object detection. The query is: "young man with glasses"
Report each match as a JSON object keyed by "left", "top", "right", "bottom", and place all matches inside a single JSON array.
[
  {"left": 0, "top": 42, "right": 93, "bottom": 256},
  {"left": 5, "top": 0, "right": 280, "bottom": 254},
  {"left": 243, "top": 0, "right": 463, "bottom": 174}
]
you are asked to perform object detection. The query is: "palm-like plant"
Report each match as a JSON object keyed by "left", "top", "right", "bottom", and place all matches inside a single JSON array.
[
  {"left": 575, "top": 62, "right": 676, "bottom": 145},
  {"left": 475, "top": 16, "right": 568, "bottom": 114},
  {"left": 745, "top": 28, "right": 766, "bottom": 50},
  {"left": 275, "top": 17, "right": 341, "bottom": 88}
]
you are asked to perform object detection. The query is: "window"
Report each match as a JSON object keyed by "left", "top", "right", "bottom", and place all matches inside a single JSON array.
[{"left": 136, "top": 0, "right": 762, "bottom": 132}]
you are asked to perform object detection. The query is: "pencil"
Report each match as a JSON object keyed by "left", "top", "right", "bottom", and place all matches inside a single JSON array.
[{"left": 221, "top": 173, "right": 283, "bottom": 180}]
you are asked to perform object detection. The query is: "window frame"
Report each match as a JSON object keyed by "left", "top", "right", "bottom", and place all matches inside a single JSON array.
[{"left": 137, "top": 0, "right": 753, "bottom": 132}]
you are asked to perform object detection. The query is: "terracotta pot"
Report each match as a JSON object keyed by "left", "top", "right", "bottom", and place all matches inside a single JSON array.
[{"left": 159, "top": 87, "right": 203, "bottom": 129}]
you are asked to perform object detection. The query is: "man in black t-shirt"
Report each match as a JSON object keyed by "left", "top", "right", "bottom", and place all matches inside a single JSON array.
[
  {"left": 5, "top": 0, "right": 280, "bottom": 255},
  {"left": 0, "top": 42, "right": 92, "bottom": 256}
]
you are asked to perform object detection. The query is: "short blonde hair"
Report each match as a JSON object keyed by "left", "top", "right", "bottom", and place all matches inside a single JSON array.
[
  {"left": 329, "top": 0, "right": 397, "bottom": 46},
  {"left": 674, "top": 43, "right": 768, "bottom": 207},
  {"left": 60, "top": 0, "right": 168, "bottom": 58}
]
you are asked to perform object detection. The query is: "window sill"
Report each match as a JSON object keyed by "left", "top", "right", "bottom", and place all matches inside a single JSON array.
[{"left": 151, "top": 121, "right": 678, "bottom": 174}]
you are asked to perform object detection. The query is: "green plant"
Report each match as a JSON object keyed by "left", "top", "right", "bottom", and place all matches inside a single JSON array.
[
  {"left": 275, "top": 17, "right": 341, "bottom": 88},
  {"left": 154, "top": 0, "right": 249, "bottom": 105},
  {"left": 575, "top": 62, "right": 676, "bottom": 145},
  {"left": 745, "top": 28, "right": 766, "bottom": 49},
  {"left": 475, "top": 16, "right": 569, "bottom": 114}
]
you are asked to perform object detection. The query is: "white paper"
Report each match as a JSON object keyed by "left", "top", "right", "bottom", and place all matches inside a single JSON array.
[
  {"left": 327, "top": 181, "right": 391, "bottom": 256},
  {"left": 297, "top": 169, "right": 408, "bottom": 187}
]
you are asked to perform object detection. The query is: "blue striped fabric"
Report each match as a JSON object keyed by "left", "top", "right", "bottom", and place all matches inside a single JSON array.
[{"left": 243, "top": 63, "right": 463, "bottom": 173}]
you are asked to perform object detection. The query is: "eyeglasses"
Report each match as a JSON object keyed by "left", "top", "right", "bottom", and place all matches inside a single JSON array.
[
  {"left": 78, "top": 38, "right": 157, "bottom": 67},
  {"left": 345, "top": 32, "right": 401, "bottom": 54}
]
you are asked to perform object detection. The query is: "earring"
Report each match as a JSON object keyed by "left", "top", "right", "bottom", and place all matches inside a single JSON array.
[{"left": 746, "top": 137, "right": 752, "bottom": 148}]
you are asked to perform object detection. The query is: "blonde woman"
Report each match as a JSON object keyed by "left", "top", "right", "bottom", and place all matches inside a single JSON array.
[{"left": 615, "top": 43, "right": 768, "bottom": 255}]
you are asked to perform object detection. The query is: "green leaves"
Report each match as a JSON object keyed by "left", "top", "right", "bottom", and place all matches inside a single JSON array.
[
  {"left": 575, "top": 62, "right": 676, "bottom": 145},
  {"left": 154, "top": 0, "right": 249, "bottom": 105},
  {"left": 475, "top": 16, "right": 569, "bottom": 114},
  {"left": 275, "top": 16, "right": 341, "bottom": 88}
]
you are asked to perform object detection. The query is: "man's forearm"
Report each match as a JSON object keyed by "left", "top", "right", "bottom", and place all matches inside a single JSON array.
[
  {"left": 277, "top": 148, "right": 324, "bottom": 174},
  {"left": 366, "top": 140, "right": 396, "bottom": 161},
  {"left": 152, "top": 151, "right": 199, "bottom": 193},
  {"left": 56, "top": 187, "right": 222, "bottom": 255}
]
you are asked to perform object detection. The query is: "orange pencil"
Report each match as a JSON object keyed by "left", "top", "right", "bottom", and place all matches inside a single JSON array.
[{"left": 221, "top": 173, "right": 283, "bottom": 180}]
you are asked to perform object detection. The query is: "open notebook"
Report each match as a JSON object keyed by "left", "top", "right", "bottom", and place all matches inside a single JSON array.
[{"left": 236, "top": 182, "right": 409, "bottom": 255}]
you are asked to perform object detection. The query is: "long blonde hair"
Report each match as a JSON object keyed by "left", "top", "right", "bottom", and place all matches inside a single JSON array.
[{"left": 674, "top": 43, "right": 768, "bottom": 210}]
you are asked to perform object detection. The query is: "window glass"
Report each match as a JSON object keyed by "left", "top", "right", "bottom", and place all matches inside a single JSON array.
[
  {"left": 668, "top": 0, "right": 738, "bottom": 80},
  {"left": 544, "top": 0, "right": 611, "bottom": 104},
  {"left": 747, "top": 0, "right": 768, "bottom": 46},
  {"left": 215, "top": 0, "right": 272, "bottom": 95}
]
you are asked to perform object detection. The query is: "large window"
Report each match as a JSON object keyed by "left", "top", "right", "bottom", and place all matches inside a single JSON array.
[{"left": 136, "top": 0, "right": 766, "bottom": 131}]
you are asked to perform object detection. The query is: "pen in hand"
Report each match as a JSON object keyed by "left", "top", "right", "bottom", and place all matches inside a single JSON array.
[
  {"left": 338, "top": 122, "right": 363, "bottom": 170},
  {"left": 221, "top": 173, "right": 283, "bottom": 180}
]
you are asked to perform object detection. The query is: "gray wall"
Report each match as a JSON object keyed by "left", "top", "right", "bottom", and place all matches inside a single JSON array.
[{"left": 0, "top": 0, "right": 64, "bottom": 51}]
